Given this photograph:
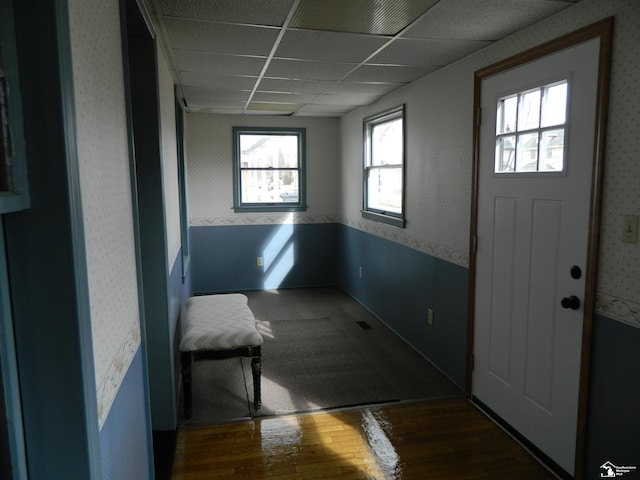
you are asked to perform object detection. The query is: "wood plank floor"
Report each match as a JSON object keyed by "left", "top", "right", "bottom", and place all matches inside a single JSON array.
[{"left": 172, "top": 398, "right": 556, "bottom": 479}]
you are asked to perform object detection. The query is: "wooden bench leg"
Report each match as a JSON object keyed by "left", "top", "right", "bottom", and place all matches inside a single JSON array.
[
  {"left": 251, "top": 356, "right": 261, "bottom": 409},
  {"left": 181, "top": 351, "right": 192, "bottom": 419}
]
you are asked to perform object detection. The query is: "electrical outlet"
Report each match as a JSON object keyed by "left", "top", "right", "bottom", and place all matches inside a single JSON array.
[
  {"left": 622, "top": 215, "right": 639, "bottom": 244},
  {"left": 257, "top": 257, "right": 264, "bottom": 267},
  {"left": 427, "top": 308, "right": 434, "bottom": 326}
]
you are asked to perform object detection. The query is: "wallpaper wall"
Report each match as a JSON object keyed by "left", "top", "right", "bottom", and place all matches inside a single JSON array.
[
  {"left": 186, "top": 113, "right": 340, "bottom": 226},
  {"left": 68, "top": 0, "right": 142, "bottom": 427},
  {"left": 340, "top": 0, "right": 640, "bottom": 328}
]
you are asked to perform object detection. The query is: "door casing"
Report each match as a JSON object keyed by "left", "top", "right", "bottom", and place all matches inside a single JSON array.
[{"left": 466, "top": 18, "right": 614, "bottom": 480}]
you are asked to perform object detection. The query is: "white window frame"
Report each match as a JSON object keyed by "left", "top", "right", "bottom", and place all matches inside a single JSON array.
[{"left": 362, "top": 105, "right": 406, "bottom": 228}]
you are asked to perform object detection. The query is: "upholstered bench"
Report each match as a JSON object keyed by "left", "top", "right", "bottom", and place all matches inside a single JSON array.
[{"left": 180, "top": 293, "right": 263, "bottom": 419}]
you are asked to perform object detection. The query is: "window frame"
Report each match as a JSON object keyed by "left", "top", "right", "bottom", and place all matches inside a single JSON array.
[
  {"left": 362, "top": 104, "right": 406, "bottom": 228},
  {"left": 232, "top": 126, "right": 307, "bottom": 213}
]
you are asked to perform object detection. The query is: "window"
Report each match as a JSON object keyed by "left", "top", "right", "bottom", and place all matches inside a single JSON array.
[
  {"left": 0, "top": 1, "right": 29, "bottom": 214},
  {"left": 363, "top": 105, "right": 405, "bottom": 228},
  {"left": 495, "top": 80, "right": 568, "bottom": 174},
  {"left": 233, "top": 127, "right": 306, "bottom": 212}
]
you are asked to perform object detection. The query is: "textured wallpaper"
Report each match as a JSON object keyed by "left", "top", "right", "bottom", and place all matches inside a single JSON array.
[
  {"left": 340, "top": 0, "right": 639, "bottom": 328},
  {"left": 68, "top": 0, "right": 142, "bottom": 428},
  {"left": 186, "top": 113, "right": 341, "bottom": 225}
]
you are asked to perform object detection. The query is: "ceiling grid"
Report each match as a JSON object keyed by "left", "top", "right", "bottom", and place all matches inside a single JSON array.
[{"left": 151, "top": 0, "right": 580, "bottom": 117}]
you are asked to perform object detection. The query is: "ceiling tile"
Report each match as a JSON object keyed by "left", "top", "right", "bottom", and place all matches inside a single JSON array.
[
  {"left": 403, "top": 0, "right": 576, "bottom": 41},
  {"left": 252, "top": 91, "right": 319, "bottom": 104},
  {"left": 325, "top": 82, "right": 401, "bottom": 96},
  {"left": 190, "top": 107, "right": 246, "bottom": 115},
  {"left": 258, "top": 78, "right": 334, "bottom": 95},
  {"left": 247, "top": 102, "right": 301, "bottom": 113},
  {"left": 370, "top": 37, "right": 491, "bottom": 66},
  {"left": 182, "top": 86, "right": 250, "bottom": 107},
  {"left": 276, "top": 29, "right": 389, "bottom": 63},
  {"left": 313, "top": 93, "right": 383, "bottom": 106},
  {"left": 178, "top": 72, "right": 258, "bottom": 90},
  {"left": 162, "top": 18, "right": 279, "bottom": 55},
  {"left": 266, "top": 58, "right": 356, "bottom": 82},
  {"left": 289, "top": 0, "right": 439, "bottom": 35},
  {"left": 157, "top": 0, "right": 296, "bottom": 26},
  {"left": 346, "top": 64, "right": 438, "bottom": 83},
  {"left": 173, "top": 50, "right": 267, "bottom": 76},
  {"left": 295, "top": 104, "right": 354, "bottom": 117}
]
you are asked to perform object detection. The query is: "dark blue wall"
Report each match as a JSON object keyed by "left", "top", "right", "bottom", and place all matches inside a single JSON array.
[
  {"left": 191, "top": 223, "right": 339, "bottom": 293},
  {"left": 99, "top": 348, "right": 151, "bottom": 480},
  {"left": 585, "top": 315, "right": 640, "bottom": 475},
  {"left": 337, "top": 225, "right": 468, "bottom": 388}
]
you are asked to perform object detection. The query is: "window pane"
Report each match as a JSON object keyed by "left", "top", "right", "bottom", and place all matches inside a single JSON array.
[
  {"left": 516, "top": 133, "right": 539, "bottom": 172},
  {"left": 371, "top": 117, "right": 403, "bottom": 166},
  {"left": 497, "top": 95, "right": 517, "bottom": 135},
  {"left": 541, "top": 82, "right": 567, "bottom": 127},
  {"left": 239, "top": 134, "right": 299, "bottom": 168},
  {"left": 495, "top": 136, "right": 516, "bottom": 172},
  {"left": 539, "top": 129, "right": 564, "bottom": 172},
  {"left": 518, "top": 89, "right": 541, "bottom": 131},
  {"left": 366, "top": 167, "right": 402, "bottom": 213},
  {"left": 241, "top": 169, "right": 299, "bottom": 204}
]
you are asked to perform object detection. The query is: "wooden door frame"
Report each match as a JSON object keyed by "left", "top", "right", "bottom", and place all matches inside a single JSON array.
[{"left": 466, "top": 18, "right": 614, "bottom": 479}]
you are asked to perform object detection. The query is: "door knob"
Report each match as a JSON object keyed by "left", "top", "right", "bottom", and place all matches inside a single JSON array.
[{"left": 561, "top": 295, "right": 580, "bottom": 310}]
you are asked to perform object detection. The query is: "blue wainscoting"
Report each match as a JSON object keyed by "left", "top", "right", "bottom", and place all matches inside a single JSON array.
[
  {"left": 585, "top": 315, "right": 640, "bottom": 474},
  {"left": 99, "top": 348, "right": 151, "bottom": 480},
  {"left": 337, "top": 225, "right": 468, "bottom": 389},
  {"left": 190, "top": 223, "right": 339, "bottom": 293},
  {"left": 190, "top": 222, "right": 467, "bottom": 387}
]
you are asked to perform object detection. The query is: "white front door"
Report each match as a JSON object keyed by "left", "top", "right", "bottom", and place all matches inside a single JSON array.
[{"left": 473, "top": 37, "right": 601, "bottom": 475}]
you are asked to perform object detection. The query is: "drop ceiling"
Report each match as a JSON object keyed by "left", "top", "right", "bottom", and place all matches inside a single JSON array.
[{"left": 148, "top": 0, "right": 580, "bottom": 117}]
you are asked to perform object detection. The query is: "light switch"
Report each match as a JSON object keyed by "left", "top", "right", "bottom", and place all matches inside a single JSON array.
[{"left": 622, "top": 215, "right": 639, "bottom": 244}]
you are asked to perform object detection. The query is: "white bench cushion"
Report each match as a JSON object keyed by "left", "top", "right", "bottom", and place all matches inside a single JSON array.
[{"left": 180, "top": 294, "right": 263, "bottom": 352}]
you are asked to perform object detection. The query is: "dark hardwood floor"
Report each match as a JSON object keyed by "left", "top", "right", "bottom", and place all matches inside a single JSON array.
[{"left": 172, "top": 398, "right": 556, "bottom": 479}]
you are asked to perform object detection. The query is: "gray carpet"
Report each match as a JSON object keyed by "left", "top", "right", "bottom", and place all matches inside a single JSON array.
[{"left": 179, "top": 287, "right": 463, "bottom": 426}]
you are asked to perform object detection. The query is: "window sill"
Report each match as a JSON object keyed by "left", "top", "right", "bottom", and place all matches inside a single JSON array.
[
  {"left": 234, "top": 204, "right": 308, "bottom": 213},
  {"left": 361, "top": 210, "right": 405, "bottom": 228}
]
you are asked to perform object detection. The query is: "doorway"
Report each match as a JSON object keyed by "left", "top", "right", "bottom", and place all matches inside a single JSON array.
[{"left": 468, "top": 19, "right": 613, "bottom": 478}]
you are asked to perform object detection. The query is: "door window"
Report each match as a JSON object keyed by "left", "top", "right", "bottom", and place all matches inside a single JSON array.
[{"left": 495, "top": 80, "right": 568, "bottom": 174}]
